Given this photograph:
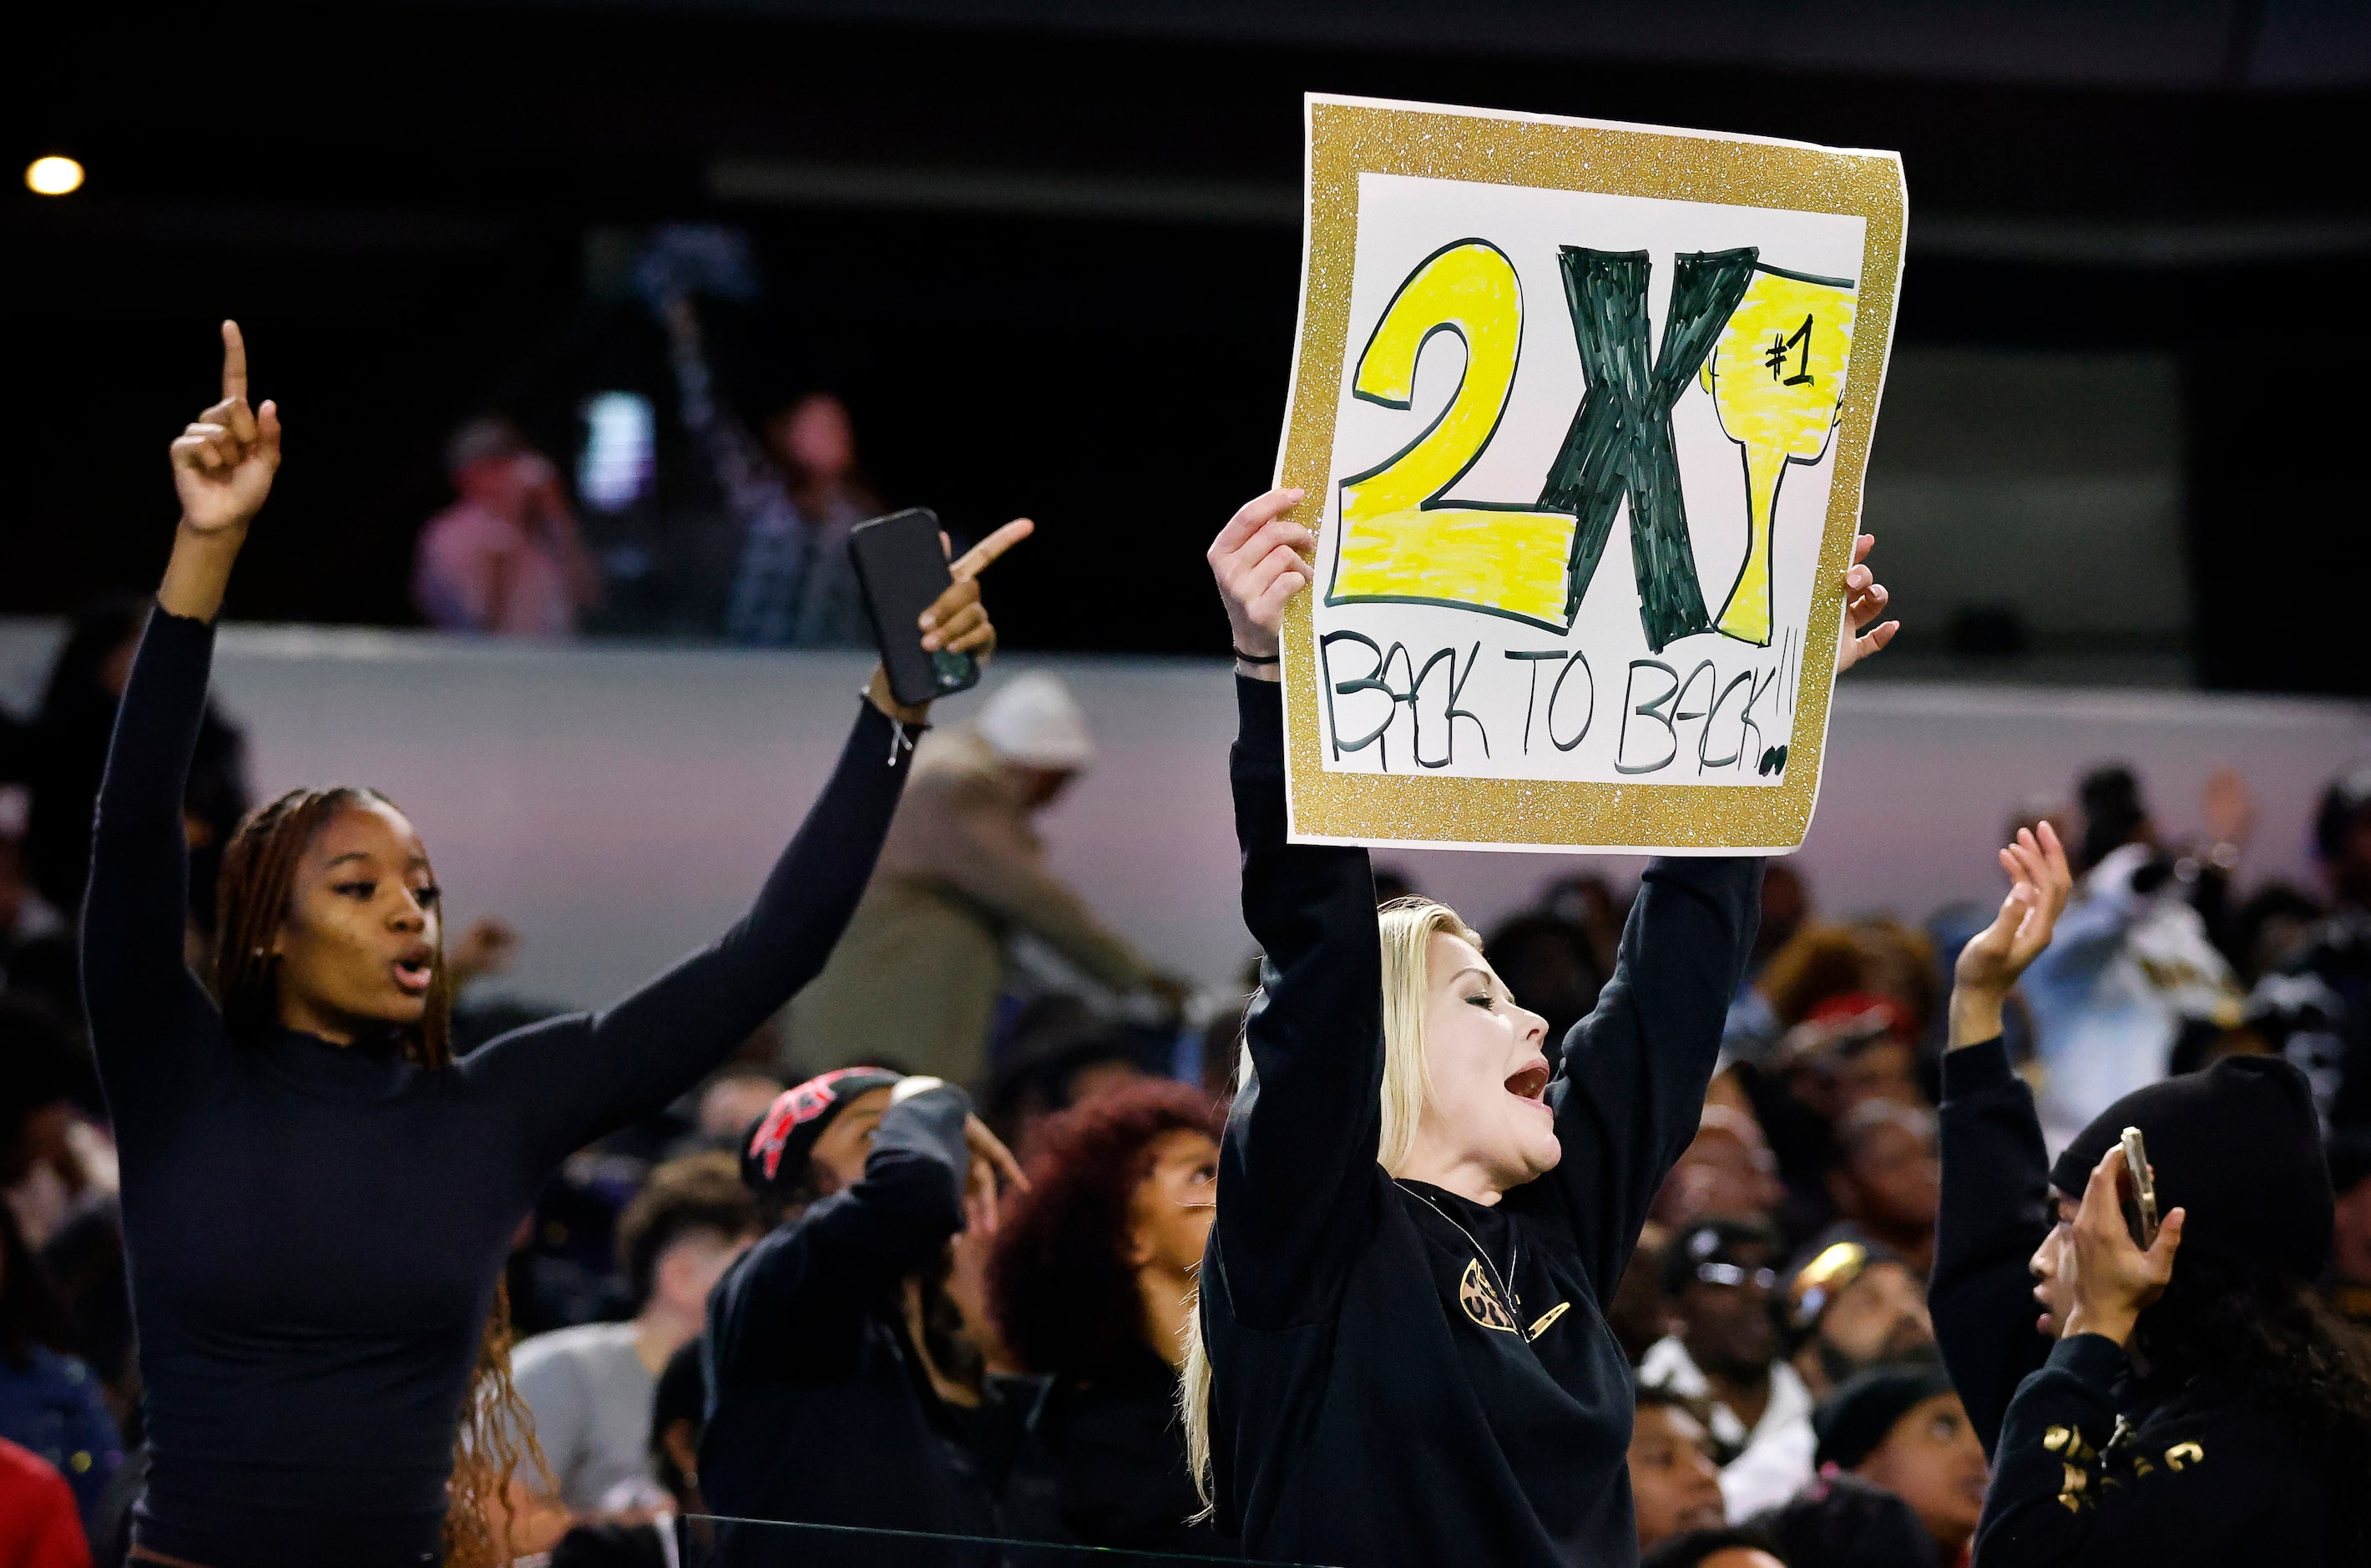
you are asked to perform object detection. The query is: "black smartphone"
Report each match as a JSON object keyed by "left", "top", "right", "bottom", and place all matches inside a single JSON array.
[{"left": 847, "top": 508, "right": 980, "bottom": 708}]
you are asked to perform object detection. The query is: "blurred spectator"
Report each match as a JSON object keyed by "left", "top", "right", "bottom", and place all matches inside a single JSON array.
[
  {"left": 0, "top": 999, "right": 130, "bottom": 1438},
  {"left": 2231, "top": 883, "right": 2326, "bottom": 985},
  {"left": 0, "top": 1434, "right": 88, "bottom": 1568},
  {"left": 1486, "top": 907, "right": 1609, "bottom": 1047},
  {"left": 2021, "top": 764, "right": 2247, "bottom": 1144},
  {"left": 659, "top": 296, "right": 877, "bottom": 647},
  {"left": 784, "top": 675, "right": 1179, "bottom": 1087},
  {"left": 0, "top": 996, "right": 108, "bottom": 1253},
  {"left": 499, "top": 1153, "right": 757, "bottom": 1547},
  {"left": 1752, "top": 864, "right": 1811, "bottom": 979},
  {"left": 412, "top": 416, "right": 602, "bottom": 636},
  {"left": 1608, "top": 1222, "right": 1676, "bottom": 1367},
  {"left": 1639, "top": 1218, "right": 1814, "bottom": 1520},
  {"left": 650, "top": 1339, "right": 709, "bottom": 1527},
  {"left": 702, "top": 1072, "right": 1034, "bottom": 1563},
  {"left": 1782, "top": 1237, "right": 1934, "bottom": 1404},
  {"left": 1630, "top": 1386, "right": 1727, "bottom": 1553},
  {"left": 1652, "top": 1106, "right": 1786, "bottom": 1232},
  {"left": 2328, "top": 1130, "right": 2371, "bottom": 1327},
  {"left": 543, "top": 1341, "right": 715, "bottom": 1568},
  {"left": 1739, "top": 1001, "right": 1925, "bottom": 1247},
  {"left": 1822, "top": 1104, "right": 1939, "bottom": 1277},
  {"left": 1537, "top": 872, "right": 1630, "bottom": 977},
  {"left": 1639, "top": 1525, "right": 1788, "bottom": 1568},
  {"left": 990, "top": 1080, "right": 1231, "bottom": 1554},
  {"left": 22, "top": 597, "right": 248, "bottom": 956},
  {"left": 983, "top": 1031, "right": 1154, "bottom": 1156},
  {"left": 2272, "top": 764, "right": 2371, "bottom": 1128},
  {"left": 0, "top": 1204, "right": 119, "bottom": 1538},
  {"left": 1748, "top": 1474, "right": 1936, "bottom": 1568},
  {"left": 1810, "top": 1364, "right": 1985, "bottom": 1566},
  {"left": 694, "top": 1070, "right": 787, "bottom": 1145},
  {"left": 0, "top": 787, "right": 59, "bottom": 968}
]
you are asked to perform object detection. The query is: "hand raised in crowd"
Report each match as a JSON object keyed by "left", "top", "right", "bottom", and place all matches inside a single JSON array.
[
  {"left": 886, "top": 1075, "right": 1031, "bottom": 1230},
  {"left": 1834, "top": 533, "right": 1898, "bottom": 673},
  {"left": 919, "top": 520, "right": 1032, "bottom": 657},
  {"left": 160, "top": 321, "right": 285, "bottom": 622},
  {"left": 1948, "top": 821, "right": 2074, "bottom": 1047},
  {"left": 963, "top": 1113, "right": 1029, "bottom": 1234},
  {"left": 2202, "top": 765, "right": 2256, "bottom": 852},
  {"left": 2060, "top": 1144, "right": 2186, "bottom": 1346},
  {"left": 171, "top": 321, "right": 283, "bottom": 538},
  {"left": 446, "top": 916, "right": 522, "bottom": 991},
  {"left": 1207, "top": 488, "right": 1314, "bottom": 669},
  {"left": 867, "top": 518, "right": 1034, "bottom": 722}
]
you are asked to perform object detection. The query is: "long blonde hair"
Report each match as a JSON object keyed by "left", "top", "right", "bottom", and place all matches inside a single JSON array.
[{"left": 1179, "top": 898, "right": 1479, "bottom": 1512}]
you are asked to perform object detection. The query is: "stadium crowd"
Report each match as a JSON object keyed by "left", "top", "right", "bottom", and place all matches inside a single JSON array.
[{"left": 0, "top": 361, "right": 2368, "bottom": 1568}]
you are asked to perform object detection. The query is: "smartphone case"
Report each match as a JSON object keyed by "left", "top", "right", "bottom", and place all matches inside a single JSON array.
[{"left": 848, "top": 508, "right": 981, "bottom": 708}]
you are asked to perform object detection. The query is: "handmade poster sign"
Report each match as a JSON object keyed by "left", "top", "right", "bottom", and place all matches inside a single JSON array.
[{"left": 1276, "top": 94, "right": 1905, "bottom": 853}]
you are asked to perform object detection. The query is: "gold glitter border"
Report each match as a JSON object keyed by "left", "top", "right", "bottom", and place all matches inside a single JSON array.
[{"left": 1277, "top": 96, "right": 1907, "bottom": 853}]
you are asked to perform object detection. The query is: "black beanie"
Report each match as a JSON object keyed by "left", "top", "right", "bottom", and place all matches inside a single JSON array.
[
  {"left": 740, "top": 1068, "right": 904, "bottom": 1197},
  {"left": 2050, "top": 1055, "right": 2332, "bottom": 1280},
  {"left": 1812, "top": 1363, "right": 1959, "bottom": 1470}
]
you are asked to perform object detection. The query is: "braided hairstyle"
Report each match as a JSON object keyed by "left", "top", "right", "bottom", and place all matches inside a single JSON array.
[
  {"left": 213, "top": 786, "right": 550, "bottom": 1567},
  {"left": 2133, "top": 1243, "right": 2371, "bottom": 1564}
]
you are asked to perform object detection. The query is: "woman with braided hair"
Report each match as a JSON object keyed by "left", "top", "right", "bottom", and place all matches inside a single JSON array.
[{"left": 83, "top": 323, "right": 1024, "bottom": 1568}]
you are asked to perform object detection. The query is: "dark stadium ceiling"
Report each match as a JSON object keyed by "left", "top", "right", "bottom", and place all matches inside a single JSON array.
[{"left": 422, "top": 0, "right": 2371, "bottom": 91}]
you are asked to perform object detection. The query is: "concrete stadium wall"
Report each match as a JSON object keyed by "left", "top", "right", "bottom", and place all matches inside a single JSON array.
[{"left": 4, "top": 620, "right": 2367, "bottom": 1009}]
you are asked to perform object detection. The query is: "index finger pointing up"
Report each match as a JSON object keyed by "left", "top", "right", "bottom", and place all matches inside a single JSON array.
[
  {"left": 221, "top": 320, "right": 248, "bottom": 404},
  {"left": 951, "top": 517, "right": 1034, "bottom": 583}
]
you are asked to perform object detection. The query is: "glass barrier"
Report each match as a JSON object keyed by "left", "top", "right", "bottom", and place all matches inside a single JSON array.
[{"left": 655, "top": 1515, "right": 1305, "bottom": 1567}]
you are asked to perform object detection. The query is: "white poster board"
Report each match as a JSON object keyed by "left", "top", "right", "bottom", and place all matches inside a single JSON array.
[{"left": 1276, "top": 95, "right": 1906, "bottom": 853}]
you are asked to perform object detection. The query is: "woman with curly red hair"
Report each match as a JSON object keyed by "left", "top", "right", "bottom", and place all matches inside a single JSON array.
[{"left": 988, "top": 1079, "right": 1232, "bottom": 1555}]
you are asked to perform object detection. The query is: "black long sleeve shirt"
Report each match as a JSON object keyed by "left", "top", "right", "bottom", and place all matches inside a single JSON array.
[
  {"left": 700, "top": 1084, "right": 1009, "bottom": 1566},
  {"left": 1201, "top": 677, "right": 1762, "bottom": 1568},
  {"left": 82, "top": 608, "right": 915, "bottom": 1566},
  {"left": 1930, "top": 1037, "right": 2326, "bottom": 1565}
]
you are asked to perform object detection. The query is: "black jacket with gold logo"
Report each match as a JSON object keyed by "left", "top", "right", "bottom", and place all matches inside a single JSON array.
[
  {"left": 1201, "top": 676, "right": 1762, "bottom": 1568},
  {"left": 1930, "top": 1037, "right": 2327, "bottom": 1565}
]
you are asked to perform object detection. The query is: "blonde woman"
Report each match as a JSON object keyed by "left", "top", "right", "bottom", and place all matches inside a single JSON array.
[{"left": 1186, "top": 488, "right": 1895, "bottom": 1567}]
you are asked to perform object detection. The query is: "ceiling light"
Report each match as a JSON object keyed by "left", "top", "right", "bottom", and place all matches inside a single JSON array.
[{"left": 26, "top": 156, "right": 84, "bottom": 196}]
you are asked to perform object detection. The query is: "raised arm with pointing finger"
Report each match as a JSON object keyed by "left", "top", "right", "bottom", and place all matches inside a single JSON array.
[{"left": 81, "top": 322, "right": 1031, "bottom": 1568}]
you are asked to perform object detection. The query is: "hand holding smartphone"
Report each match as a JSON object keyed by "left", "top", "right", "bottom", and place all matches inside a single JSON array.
[{"left": 850, "top": 508, "right": 981, "bottom": 708}]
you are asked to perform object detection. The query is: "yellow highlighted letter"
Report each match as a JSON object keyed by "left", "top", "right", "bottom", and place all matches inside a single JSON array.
[
  {"left": 1701, "top": 266, "right": 1858, "bottom": 647},
  {"left": 1330, "top": 241, "right": 1580, "bottom": 630}
]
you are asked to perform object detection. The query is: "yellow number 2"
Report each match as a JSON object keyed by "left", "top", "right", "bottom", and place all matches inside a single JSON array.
[{"left": 1327, "top": 241, "right": 1580, "bottom": 631}]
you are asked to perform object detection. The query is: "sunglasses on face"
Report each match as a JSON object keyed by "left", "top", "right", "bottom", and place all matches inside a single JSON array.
[{"left": 1695, "top": 1262, "right": 1779, "bottom": 1291}]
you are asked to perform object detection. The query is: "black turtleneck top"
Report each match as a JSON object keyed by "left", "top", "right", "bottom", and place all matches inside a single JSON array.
[{"left": 82, "top": 608, "right": 917, "bottom": 1566}]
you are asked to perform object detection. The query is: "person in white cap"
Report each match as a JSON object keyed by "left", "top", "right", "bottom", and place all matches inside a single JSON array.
[{"left": 782, "top": 671, "right": 1175, "bottom": 1086}]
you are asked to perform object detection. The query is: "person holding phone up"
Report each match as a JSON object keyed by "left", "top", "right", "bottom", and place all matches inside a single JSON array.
[
  {"left": 84, "top": 324, "right": 1027, "bottom": 1568},
  {"left": 1929, "top": 822, "right": 2371, "bottom": 1565}
]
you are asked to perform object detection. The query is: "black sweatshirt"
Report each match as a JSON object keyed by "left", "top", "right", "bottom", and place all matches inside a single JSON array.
[
  {"left": 1202, "top": 677, "right": 1762, "bottom": 1568},
  {"left": 1930, "top": 1037, "right": 2326, "bottom": 1565},
  {"left": 701, "top": 1084, "right": 1016, "bottom": 1567},
  {"left": 1008, "top": 1339, "right": 1240, "bottom": 1556},
  {"left": 81, "top": 608, "right": 915, "bottom": 1567}
]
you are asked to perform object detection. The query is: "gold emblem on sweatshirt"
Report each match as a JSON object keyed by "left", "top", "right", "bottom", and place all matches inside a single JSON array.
[{"left": 1459, "top": 1259, "right": 1519, "bottom": 1333}]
